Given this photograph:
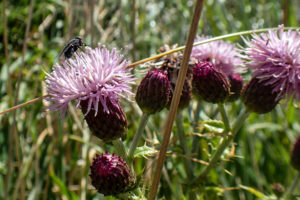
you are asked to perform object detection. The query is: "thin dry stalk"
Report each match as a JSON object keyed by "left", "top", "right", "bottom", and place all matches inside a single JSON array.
[
  {"left": 67, "top": 0, "right": 74, "bottom": 39},
  {"left": 0, "top": 95, "right": 49, "bottom": 115},
  {"left": 90, "top": 0, "right": 95, "bottom": 47},
  {"left": 148, "top": 1, "right": 204, "bottom": 199},
  {"left": 131, "top": 0, "right": 136, "bottom": 61},
  {"left": 2, "top": 1, "right": 13, "bottom": 198},
  {"left": 282, "top": 0, "right": 288, "bottom": 25},
  {"left": 10, "top": 0, "right": 35, "bottom": 199},
  {"left": 2, "top": 0, "right": 13, "bottom": 104}
]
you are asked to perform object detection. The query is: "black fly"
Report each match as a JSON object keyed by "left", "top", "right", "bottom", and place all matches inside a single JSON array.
[{"left": 58, "top": 36, "right": 85, "bottom": 59}]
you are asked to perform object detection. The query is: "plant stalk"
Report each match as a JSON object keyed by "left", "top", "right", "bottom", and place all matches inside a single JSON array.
[
  {"left": 113, "top": 139, "right": 128, "bottom": 162},
  {"left": 176, "top": 112, "right": 194, "bottom": 179},
  {"left": 128, "top": 113, "right": 150, "bottom": 160},
  {"left": 284, "top": 172, "right": 300, "bottom": 199},
  {"left": 148, "top": 1, "right": 204, "bottom": 199},
  {"left": 218, "top": 103, "right": 230, "bottom": 132},
  {"left": 194, "top": 109, "right": 250, "bottom": 183}
]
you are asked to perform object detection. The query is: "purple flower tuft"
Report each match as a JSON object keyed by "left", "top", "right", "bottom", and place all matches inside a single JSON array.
[
  {"left": 191, "top": 36, "right": 243, "bottom": 75},
  {"left": 45, "top": 44, "right": 135, "bottom": 116},
  {"left": 243, "top": 25, "right": 300, "bottom": 100}
]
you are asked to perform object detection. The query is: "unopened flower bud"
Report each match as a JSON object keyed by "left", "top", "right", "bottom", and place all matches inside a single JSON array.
[
  {"left": 241, "top": 77, "right": 281, "bottom": 114},
  {"left": 272, "top": 183, "right": 285, "bottom": 198},
  {"left": 192, "top": 62, "right": 230, "bottom": 103},
  {"left": 136, "top": 69, "right": 170, "bottom": 114},
  {"left": 90, "top": 153, "right": 135, "bottom": 196},
  {"left": 167, "top": 80, "right": 192, "bottom": 109}
]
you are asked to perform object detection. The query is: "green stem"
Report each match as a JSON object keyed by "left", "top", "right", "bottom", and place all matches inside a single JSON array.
[
  {"left": 191, "top": 102, "right": 202, "bottom": 154},
  {"left": 175, "top": 112, "right": 196, "bottom": 199},
  {"left": 176, "top": 112, "right": 194, "bottom": 179},
  {"left": 194, "top": 109, "right": 250, "bottom": 183},
  {"left": 218, "top": 103, "right": 230, "bottom": 132},
  {"left": 128, "top": 113, "right": 149, "bottom": 161},
  {"left": 284, "top": 172, "right": 300, "bottom": 199},
  {"left": 113, "top": 139, "right": 128, "bottom": 162}
]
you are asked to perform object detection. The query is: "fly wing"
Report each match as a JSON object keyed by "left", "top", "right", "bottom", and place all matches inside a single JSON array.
[
  {"left": 57, "top": 38, "right": 77, "bottom": 58},
  {"left": 57, "top": 43, "right": 71, "bottom": 59}
]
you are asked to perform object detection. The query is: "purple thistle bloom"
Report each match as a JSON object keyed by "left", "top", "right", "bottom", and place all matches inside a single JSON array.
[
  {"left": 242, "top": 25, "right": 300, "bottom": 100},
  {"left": 45, "top": 44, "right": 135, "bottom": 116},
  {"left": 191, "top": 36, "right": 243, "bottom": 75}
]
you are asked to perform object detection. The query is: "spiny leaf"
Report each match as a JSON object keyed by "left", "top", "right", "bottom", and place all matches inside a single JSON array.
[
  {"left": 134, "top": 144, "right": 157, "bottom": 159},
  {"left": 203, "top": 120, "right": 225, "bottom": 134}
]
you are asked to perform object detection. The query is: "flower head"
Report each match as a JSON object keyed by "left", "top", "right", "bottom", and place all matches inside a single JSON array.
[
  {"left": 45, "top": 44, "right": 135, "bottom": 116},
  {"left": 242, "top": 77, "right": 281, "bottom": 114},
  {"left": 90, "top": 153, "right": 136, "bottom": 196},
  {"left": 192, "top": 61, "right": 230, "bottom": 103},
  {"left": 136, "top": 69, "right": 170, "bottom": 114},
  {"left": 243, "top": 25, "right": 300, "bottom": 100},
  {"left": 80, "top": 98, "right": 127, "bottom": 141},
  {"left": 191, "top": 36, "right": 243, "bottom": 75}
]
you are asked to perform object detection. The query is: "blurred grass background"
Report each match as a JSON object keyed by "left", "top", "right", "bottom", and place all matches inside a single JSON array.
[{"left": 1, "top": 0, "right": 300, "bottom": 199}]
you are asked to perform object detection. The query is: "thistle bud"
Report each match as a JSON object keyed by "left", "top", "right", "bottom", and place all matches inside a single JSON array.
[
  {"left": 136, "top": 69, "right": 170, "bottom": 114},
  {"left": 192, "top": 62, "right": 230, "bottom": 103},
  {"left": 241, "top": 77, "right": 281, "bottom": 114},
  {"left": 168, "top": 80, "right": 192, "bottom": 110},
  {"left": 227, "top": 73, "right": 243, "bottom": 102},
  {"left": 291, "top": 135, "right": 300, "bottom": 171},
  {"left": 80, "top": 99, "right": 127, "bottom": 142},
  {"left": 90, "top": 153, "right": 136, "bottom": 196},
  {"left": 272, "top": 183, "right": 285, "bottom": 198}
]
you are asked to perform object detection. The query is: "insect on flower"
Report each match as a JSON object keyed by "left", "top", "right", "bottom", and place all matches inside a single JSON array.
[{"left": 58, "top": 36, "right": 85, "bottom": 59}]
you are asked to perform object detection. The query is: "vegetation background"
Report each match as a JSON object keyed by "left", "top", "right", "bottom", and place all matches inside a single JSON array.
[{"left": 1, "top": 0, "right": 300, "bottom": 199}]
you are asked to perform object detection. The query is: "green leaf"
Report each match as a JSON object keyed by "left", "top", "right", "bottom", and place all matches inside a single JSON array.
[
  {"left": 203, "top": 120, "right": 225, "bottom": 134},
  {"left": 134, "top": 144, "right": 157, "bottom": 159},
  {"left": 50, "top": 173, "right": 79, "bottom": 200},
  {"left": 239, "top": 185, "right": 270, "bottom": 199}
]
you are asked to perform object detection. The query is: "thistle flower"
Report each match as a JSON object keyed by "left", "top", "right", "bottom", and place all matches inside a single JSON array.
[
  {"left": 242, "top": 26, "right": 300, "bottom": 101},
  {"left": 136, "top": 69, "right": 170, "bottom": 114},
  {"left": 45, "top": 44, "right": 135, "bottom": 140},
  {"left": 291, "top": 135, "right": 300, "bottom": 171},
  {"left": 192, "top": 61, "right": 230, "bottom": 103},
  {"left": 191, "top": 36, "right": 243, "bottom": 75},
  {"left": 90, "top": 153, "right": 136, "bottom": 196},
  {"left": 227, "top": 73, "right": 243, "bottom": 102}
]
